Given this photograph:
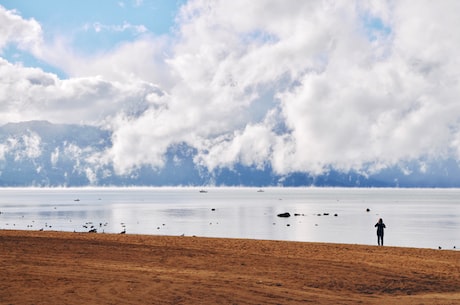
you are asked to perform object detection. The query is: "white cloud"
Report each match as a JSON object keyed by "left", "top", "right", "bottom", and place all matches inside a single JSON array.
[
  {"left": 2, "top": 1, "right": 460, "bottom": 176},
  {"left": 58, "top": 36, "right": 175, "bottom": 88},
  {"left": 0, "top": 6, "right": 43, "bottom": 56},
  {"left": 167, "top": 0, "right": 460, "bottom": 175},
  {"left": 87, "top": 21, "right": 147, "bottom": 34},
  {"left": 0, "top": 58, "right": 165, "bottom": 125}
]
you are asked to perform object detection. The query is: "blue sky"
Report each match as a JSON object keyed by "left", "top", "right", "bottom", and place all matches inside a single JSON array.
[
  {"left": 0, "top": 1, "right": 459, "bottom": 178},
  {"left": 1, "top": 0, "right": 184, "bottom": 76},
  {"left": 1, "top": 0, "right": 182, "bottom": 34}
]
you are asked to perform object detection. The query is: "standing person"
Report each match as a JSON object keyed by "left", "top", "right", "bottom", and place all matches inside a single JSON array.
[{"left": 375, "top": 218, "right": 386, "bottom": 246}]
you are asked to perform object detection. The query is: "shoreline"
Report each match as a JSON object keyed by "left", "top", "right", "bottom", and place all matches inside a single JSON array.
[
  {"left": 1, "top": 230, "right": 459, "bottom": 304},
  {"left": 2, "top": 227, "right": 460, "bottom": 251}
]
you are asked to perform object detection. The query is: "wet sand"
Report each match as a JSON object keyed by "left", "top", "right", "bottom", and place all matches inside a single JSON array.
[{"left": 1, "top": 230, "right": 459, "bottom": 304}]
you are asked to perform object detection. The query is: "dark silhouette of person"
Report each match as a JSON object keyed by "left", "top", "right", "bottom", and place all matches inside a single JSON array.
[{"left": 375, "top": 218, "right": 386, "bottom": 246}]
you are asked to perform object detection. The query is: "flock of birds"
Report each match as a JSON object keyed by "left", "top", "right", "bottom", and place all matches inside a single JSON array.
[{"left": 0, "top": 199, "right": 130, "bottom": 234}]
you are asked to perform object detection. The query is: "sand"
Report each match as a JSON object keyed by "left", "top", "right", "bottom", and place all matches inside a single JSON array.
[{"left": 1, "top": 230, "right": 459, "bottom": 305}]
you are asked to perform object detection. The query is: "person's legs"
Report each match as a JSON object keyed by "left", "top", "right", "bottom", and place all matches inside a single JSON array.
[{"left": 377, "top": 235, "right": 383, "bottom": 246}]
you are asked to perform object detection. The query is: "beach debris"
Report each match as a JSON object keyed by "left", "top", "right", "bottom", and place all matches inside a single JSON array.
[
  {"left": 277, "top": 212, "right": 291, "bottom": 218},
  {"left": 74, "top": 199, "right": 80, "bottom": 202},
  {"left": 211, "top": 208, "right": 216, "bottom": 211},
  {"left": 286, "top": 224, "right": 290, "bottom": 226},
  {"left": 294, "top": 213, "right": 305, "bottom": 216},
  {"left": 334, "top": 214, "right": 338, "bottom": 217},
  {"left": 88, "top": 228, "right": 97, "bottom": 233},
  {"left": 323, "top": 213, "right": 329, "bottom": 216},
  {"left": 366, "top": 208, "right": 370, "bottom": 212},
  {"left": 438, "top": 246, "right": 442, "bottom": 250}
]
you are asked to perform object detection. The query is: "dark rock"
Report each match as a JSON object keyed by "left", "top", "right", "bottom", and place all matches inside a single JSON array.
[{"left": 277, "top": 212, "right": 291, "bottom": 218}]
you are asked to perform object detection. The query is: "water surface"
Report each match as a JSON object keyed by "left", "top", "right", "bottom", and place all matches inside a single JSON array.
[{"left": 0, "top": 187, "right": 458, "bottom": 249}]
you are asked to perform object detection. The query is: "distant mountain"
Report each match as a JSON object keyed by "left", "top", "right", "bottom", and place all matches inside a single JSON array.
[
  {"left": 0, "top": 121, "right": 111, "bottom": 186},
  {"left": 0, "top": 121, "right": 459, "bottom": 187}
]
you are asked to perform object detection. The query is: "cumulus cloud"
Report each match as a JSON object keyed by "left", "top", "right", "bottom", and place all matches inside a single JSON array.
[
  {"left": 165, "top": 0, "right": 460, "bottom": 175},
  {"left": 0, "top": 58, "right": 165, "bottom": 125},
  {"left": 1, "top": 1, "right": 460, "bottom": 177},
  {"left": 0, "top": 5, "right": 43, "bottom": 56}
]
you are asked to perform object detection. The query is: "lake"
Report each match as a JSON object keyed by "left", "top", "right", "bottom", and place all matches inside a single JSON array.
[{"left": 0, "top": 187, "right": 458, "bottom": 250}]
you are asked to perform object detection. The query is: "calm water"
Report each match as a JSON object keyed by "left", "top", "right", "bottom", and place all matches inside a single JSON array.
[{"left": 0, "top": 187, "right": 459, "bottom": 250}]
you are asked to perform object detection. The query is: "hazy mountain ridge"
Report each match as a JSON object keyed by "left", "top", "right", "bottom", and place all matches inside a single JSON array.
[{"left": 0, "top": 121, "right": 459, "bottom": 187}]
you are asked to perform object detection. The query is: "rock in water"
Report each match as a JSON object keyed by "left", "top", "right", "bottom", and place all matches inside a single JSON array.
[{"left": 277, "top": 212, "right": 291, "bottom": 218}]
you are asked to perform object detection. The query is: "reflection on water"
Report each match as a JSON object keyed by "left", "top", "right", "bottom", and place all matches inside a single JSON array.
[{"left": 0, "top": 187, "right": 459, "bottom": 250}]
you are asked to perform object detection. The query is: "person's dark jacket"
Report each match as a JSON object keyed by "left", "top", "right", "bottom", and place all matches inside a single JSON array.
[{"left": 375, "top": 222, "right": 386, "bottom": 236}]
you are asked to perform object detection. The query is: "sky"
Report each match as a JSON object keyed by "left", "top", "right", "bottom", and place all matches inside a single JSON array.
[{"left": 1, "top": 0, "right": 460, "bottom": 177}]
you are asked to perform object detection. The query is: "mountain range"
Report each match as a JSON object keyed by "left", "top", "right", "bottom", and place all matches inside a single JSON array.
[{"left": 0, "top": 120, "right": 459, "bottom": 187}]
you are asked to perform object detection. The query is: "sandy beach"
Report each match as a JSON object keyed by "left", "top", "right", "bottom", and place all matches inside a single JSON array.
[{"left": 1, "top": 230, "right": 459, "bottom": 304}]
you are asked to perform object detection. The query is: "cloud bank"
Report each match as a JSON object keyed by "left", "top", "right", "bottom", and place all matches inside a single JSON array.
[{"left": 1, "top": 1, "right": 460, "bottom": 178}]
